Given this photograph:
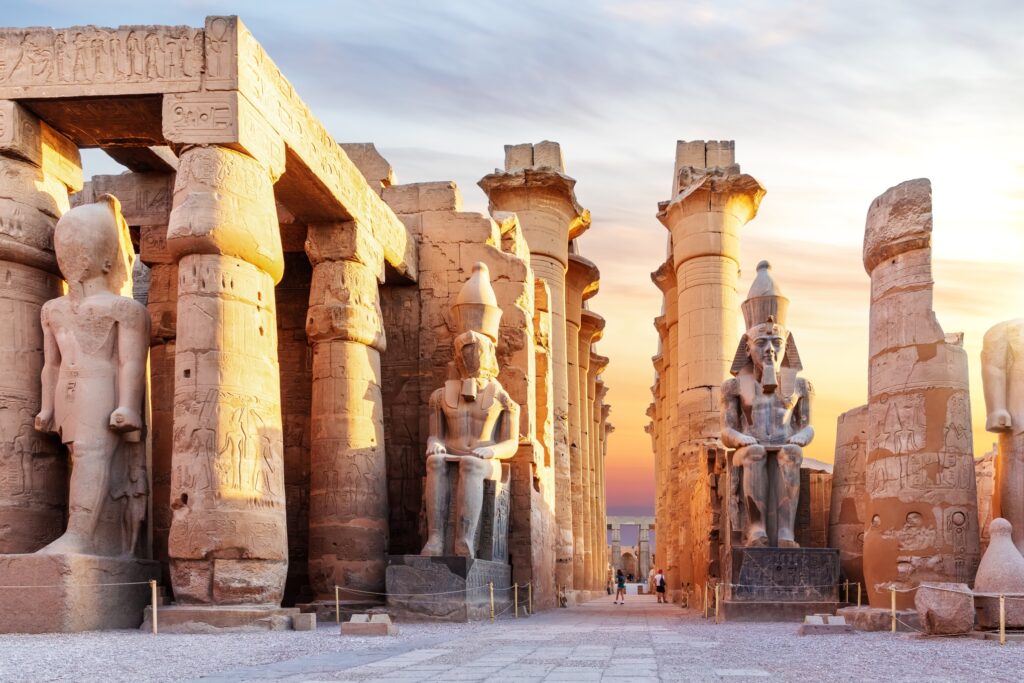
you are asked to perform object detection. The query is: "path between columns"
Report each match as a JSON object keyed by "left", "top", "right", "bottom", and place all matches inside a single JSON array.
[{"left": 189, "top": 594, "right": 1022, "bottom": 682}]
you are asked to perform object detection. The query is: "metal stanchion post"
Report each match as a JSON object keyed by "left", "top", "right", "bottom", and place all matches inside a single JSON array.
[
  {"left": 150, "top": 580, "right": 158, "bottom": 635},
  {"left": 1000, "top": 595, "right": 1006, "bottom": 645},
  {"left": 335, "top": 585, "right": 340, "bottom": 625},
  {"left": 514, "top": 583, "right": 519, "bottom": 618},
  {"left": 890, "top": 586, "right": 896, "bottom": 633},
  {"left": 489, "top": 582, "right": 495, "bottom": 622}
]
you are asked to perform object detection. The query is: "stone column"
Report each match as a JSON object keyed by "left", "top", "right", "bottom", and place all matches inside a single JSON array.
[
  {"left": 639, "top": 524, "right": 651, "bottom": 578},
  {"left": 166, "top": 144, "right": 289, "bottom": 606},
  {"left": 651, "top": 260, "right": 679, "bottom": 594},
  {"left": 610, "top": 523, "right": 621, "bottom": 570},
  {"left": 588, "top": 350, "right": 609, "bottom": 589},
  {"left": 305, "top": 221, "right": 389, "bottom": 601},
  {"left": 828, "top": 405, "right": 869, "bottom": 587},
  {"left": 861, "top": 179, "right": 979, "bottom": 609},
  {"left": 657, "top": 141, "right": 763, "bottom": 596},
  {"left": 566, "top": 255, "right": 600, "bottom": 590},
  {"left": 0, "top": 101, "right": 80, "bottom": 553},
  {"left": 580, "top": 311, "right": 605, "bottom": 590},
  {"left": 480, "top": 142, "right": 590, "bottom": 592},
  {"left": 595, "top": 379, "right": 610, "bottom": 576}
]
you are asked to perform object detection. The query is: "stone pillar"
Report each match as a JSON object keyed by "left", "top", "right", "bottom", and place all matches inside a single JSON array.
[
  {"left": 304, "top": 221, "right": 388, "bottom": 601},
  {"left": 566, "top": 255, "right": 600, "bottom": 590},
  {"left": 588, "top": 350, "right": 609, "bottom": 589},
  {"left": 639, "top": 524, "right": 651, "bottom": 578},
  {"left": 861, "top": 179, "right": 979, "bottom": 609},
  {"left": 166, "top": 144, "right": 289, "bottom": 606},
  {"left": 828, "top": 405, "right": 869, "bottom": 587},
  {"left": 651, "top": 260, "right": 679, "bottom": 595},
  {"left": 610, "top": 523, "right": 621, "bottom": 570},
  {"left": 657, "top": 141, "right": 764, "bottom": 597},
  {"left": 480, "top": 142, "right": 590, "bottom": 592},
  {"left": 580, "top": 311, "right": 605, "bottom": 590},
  {"left": 596, "top": 379, "right": 610, "bottom": 577},
  {"left": 0, "top": 101, "right": 81, "bottom": 553}
]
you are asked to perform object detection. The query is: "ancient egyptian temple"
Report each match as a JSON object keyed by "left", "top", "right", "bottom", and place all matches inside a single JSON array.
[{"left": 0, "top": 16, "right": 613, "bottom": 631}]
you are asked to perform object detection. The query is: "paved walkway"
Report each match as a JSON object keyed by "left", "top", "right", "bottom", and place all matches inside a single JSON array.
[{"left": 193, "top": 593, "right": 1023, "bottom": 682}]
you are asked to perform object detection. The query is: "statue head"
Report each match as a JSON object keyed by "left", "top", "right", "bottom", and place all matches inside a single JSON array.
[
  {"left": 731, "top": 261, "right": 801, "bottom": 391},
  {"left": 454, "top": 331, "right": 499, "bottom": 381},
  {"left": 54, "top": 194, "right": 134, "bottom": 298}
]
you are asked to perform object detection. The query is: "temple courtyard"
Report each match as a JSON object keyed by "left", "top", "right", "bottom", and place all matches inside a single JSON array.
[{"left": 0, "top": 595, "right": 1019, "bottom": 682}]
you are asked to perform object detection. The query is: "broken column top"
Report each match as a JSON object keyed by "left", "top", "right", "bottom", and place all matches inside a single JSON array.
[
  {"left": 671, "top": 140, "right": 740, "bottom": 196},
  {"left": 863, "top": 178, "right": 933, "bottom": 274},
  {"left": 503, "top": 140, "right": 565, "bottom": 174}
]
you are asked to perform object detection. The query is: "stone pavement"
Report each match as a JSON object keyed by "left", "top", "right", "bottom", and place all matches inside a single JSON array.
[{"left": 192, "top": 593, "right": 1024, "bottom": 682}]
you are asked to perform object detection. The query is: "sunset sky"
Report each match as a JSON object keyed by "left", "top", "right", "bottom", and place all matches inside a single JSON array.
[{"left": 13, "top": 1, "right": 1024, "bottom": 519}]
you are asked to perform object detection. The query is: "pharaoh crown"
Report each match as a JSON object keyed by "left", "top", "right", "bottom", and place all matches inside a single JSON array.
[
  {"left": 741, "top": 260, "right": 789, "bottom": 332},
  {"left": 452, "top": 262, "right": 502, "bottom": 342}
]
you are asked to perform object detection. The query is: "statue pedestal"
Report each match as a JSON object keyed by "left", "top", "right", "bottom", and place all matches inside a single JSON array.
[
  {"left": 140, "top": 605, "right": 306, "bottom": 632},
  {"left": 720, "top": 547, "right": 840, "bottom": 622},
  {"left": 0, "top": 553, "right": 159, "bottom": 633},
  {"left": 385, "top": 555, "right": 511, "bottom": 622}
]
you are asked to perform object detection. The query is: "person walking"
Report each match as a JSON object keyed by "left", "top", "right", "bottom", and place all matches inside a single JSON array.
[
  {"left": 614, "top": 569, "right": 627, "bottom": 604},
  {"left": 654, "top": 568, "right": 667, "bottom": 603}
]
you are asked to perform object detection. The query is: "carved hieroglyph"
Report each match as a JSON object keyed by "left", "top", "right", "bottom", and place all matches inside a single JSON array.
[
  {"left": 35, "top": 196, "right": 149, "bottom": 556},
  {"left": 982, "top": 319, "right": 1024, "bottom": 555},
  {"left": 0, "top": 100, "right": 80, "bottom": 553},
  {"left": 720, "top": 262, "right": 814, "bottom": 548},
  {"left": 861, "top": 179, "right": 980, "bottom": 609},
  {"left": 480, "top": 142, "right": 589, "bottom": 592},
  {"left": 167, "top": 145, "right": 288, "bottom": 606},
  {"left": 654, "top": 140, "right": 765, "bottom": 599},
  {"left": 422, "top": 263, "right": 520, "bottom": 559}
]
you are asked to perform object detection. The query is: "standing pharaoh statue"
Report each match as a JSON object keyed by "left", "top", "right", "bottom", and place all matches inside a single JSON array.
[
  {"left": 422, "top": 263, "right": 520, "bottom": 559},
  {"left": 721, "top": 261, "right": 814, "bottom": 548},
  {"left": 34, "top": 195, "right": 150, "bottom": 557},
  {"left": 982, "top": 319, "right": 1024, "bottom": 555}
]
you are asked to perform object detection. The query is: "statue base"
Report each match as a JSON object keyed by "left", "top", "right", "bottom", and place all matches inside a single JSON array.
[
  {"left": 0, "top": 553, "right": 159, "bottom": 633},
  {"left": 720, "top": 547, "right": 840, "bottom": 622},
  {"left": 385, "top": 554, "right": 511, "bottom": 622},
  {"left": 140, "top": 605, "right": 307, "bottom": 632},
  {"left": 836, "top": 606, "right": 921, "bottom": 632},
  {"left": 297, "top": 598, "right": 385, "bottom": 623}
]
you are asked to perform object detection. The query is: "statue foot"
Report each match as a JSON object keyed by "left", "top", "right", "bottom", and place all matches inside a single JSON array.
[
  {"left": 778, "top": 538, "right": 800, "bottom": 549},
  {"left": 421, "top": 536, "right": 444, "bottom": 556},
  {"left": 37, "top": 531, "right": 93, "bottom": 556},
  {"left": 746, "top": 533, "right": 769, "bottom": 548},
  {"left": 453, "top": 538, "right": 475, "bottom": 559}
]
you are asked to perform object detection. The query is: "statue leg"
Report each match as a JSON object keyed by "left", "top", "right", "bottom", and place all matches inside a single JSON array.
[
  {"left": 737, "top": 445, "right": 768, "bottom": 546},
  {"left": 999, "top": 433, "right": 1024, "bottom": 555},
  {"left": 454, "top": 456, "right": 500, "bottom": 558},
  {"left": 421, "top": 453, "right": 449, "bottom": 555},
  {"left": 40, "top": 432, "right": 118, "bottom": 554},
  {"left": 776, "top": 444, "right": 804, "bottom": 547}
]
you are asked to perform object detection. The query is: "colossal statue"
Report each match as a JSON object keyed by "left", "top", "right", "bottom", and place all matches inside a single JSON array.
[
  {"left": 982, "top": 319, "right": 1024, "bottom": 555},
  {"left": 34, "top": 195, "right": 150, "bottom": 557},
  {"left": 421, "top": 262, "right": 520, "bottom": 559},
  {"left": 720, "top": 261, "right": 814, "bottom": 548}
]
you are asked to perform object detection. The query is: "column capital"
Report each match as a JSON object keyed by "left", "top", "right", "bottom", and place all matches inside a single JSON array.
[
  {"left": 565, "top": 254, "right": 600, "bottom": 327},
  {"left": 579, "top": 310, "right": 605, "bottom": 347},
  {"left": 651, "top": 258, "right": 675, "bottom": 293},
  {"left": 863, "top": 178, "right": 932, "bottom": 274},
  {"left": 590, "top": 353, "right": 610, "bottom": 377}
]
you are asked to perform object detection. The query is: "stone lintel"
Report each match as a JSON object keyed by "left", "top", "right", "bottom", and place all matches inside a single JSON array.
[
  {"left": 339, "top": 142, "right": 395, "bottom": 194},
  {"left": 86, "top": 172, "right": 174, "bottom": 227},
  {"left": 0, "top": 100, "right": 82, "bottom": 190},
  {"left": 863, "top": 178, "right": 932, "bottom": 274},
  {"left": 305, "top": 221, "right": 385, "bottom": 278},
  {"left": 103, "top": 145, "right": 178, "bottom": 173}
]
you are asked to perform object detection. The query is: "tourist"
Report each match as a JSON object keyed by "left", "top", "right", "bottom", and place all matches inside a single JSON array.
[
  {"left": 614, "top": 570, "right": 627, "bottom": 604},
  {"left": 654, "top": 568, "right": 666, "bottom": 603}
]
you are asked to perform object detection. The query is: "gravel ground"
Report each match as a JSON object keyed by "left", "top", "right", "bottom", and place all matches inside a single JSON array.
[{"left": 1, "top": 596, "right": 1022, "bottom": 682}]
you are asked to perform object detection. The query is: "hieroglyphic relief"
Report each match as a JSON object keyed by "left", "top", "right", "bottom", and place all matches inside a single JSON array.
[{"left": 0, "top": 26, "right": 204, "bottom": 95}]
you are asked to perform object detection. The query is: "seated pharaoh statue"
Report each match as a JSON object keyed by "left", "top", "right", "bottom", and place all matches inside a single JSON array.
[
  {"left": 34, "top": 195, "right": 150, "bottom": 557},
  {"left": 721, "top": 261, "right": 814, "bottom": 548},
  {"left": 421, "top": 262, "right": 520, "bottom": 559}
]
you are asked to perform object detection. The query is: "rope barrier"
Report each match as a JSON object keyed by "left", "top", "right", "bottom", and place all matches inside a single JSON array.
[
  {"left": 0, "top": 580, "right": 152, "bottom": 588},
  {"left": 333, "top": 581, "right": 533, "bottom": 599}
]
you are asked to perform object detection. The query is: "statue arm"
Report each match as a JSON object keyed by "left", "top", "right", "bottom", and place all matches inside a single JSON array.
[
  {"left": 426, "top": 388, "right": 447, "bottom": 455},
  {"left": 720, "top": 379, "right": 755, "bottom": 448},
  {"left": 981, "top": 324, "right": 1011, "bottom": 431},
  {"left": 110, "top": 301, "right": 149, "bottom": 433},
  {"left": 489, "top": 393, "right": 520, "bottom": 460},
  {"left": 35, "top": 303, "right": 60, "bottom": 433},
  {"left": 787, "top": 379, "right": 815, "bottom": 447}
]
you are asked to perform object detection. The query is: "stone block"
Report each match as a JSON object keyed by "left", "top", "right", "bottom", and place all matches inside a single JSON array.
[
  {"left": 341, "top": 613, "right": 398, "bottom": 636},
  {"left": 385, "top": 555, "right": 511, "bottom": 622},
  {"left": 797, "top": 613, "right": 854, "bottom": 635},
  {"left": 291, "top": 612, "right": 316, "bottom": 631},
  {"left": 0, "top": 554, "right": 159, "bottom": 633},
  {"left": 836, "top": 606, "right": 921, "bottom": 632},
  {"left": 142, "top": 605, "right": 300, "bottom": 633},
  {"left": 914, "top": 582, "right": 974, "bottom": 635}
]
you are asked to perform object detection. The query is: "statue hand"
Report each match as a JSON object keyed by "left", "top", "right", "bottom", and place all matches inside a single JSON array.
[
  {"left": 786, "top": 433, "right": 809, "bottom": 447},
  {"left": 34, "top": 410, "right": 53, "bottom": 434},
  {"left": 426, "top": 441, "right": 447, "bottom": 456},
  {"left": 109, "top": 407, "right": 142, "bottom": 433},
  {"left": 736, "top": 433, "right": 758, "bottom": 447},
  {"left": 472, "top": 446, "right": 495, "bottom": 459},
  {"left": 987, "top": 409, "right": 1013, "bottom": 432}
]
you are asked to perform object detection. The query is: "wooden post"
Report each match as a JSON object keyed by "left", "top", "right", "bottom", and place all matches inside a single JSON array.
[
  {"left": 890, "top": 586, "right": 896, "bottom": 633},
  {"left": 857, "top": 583, "right": 861, "bottom": 608},
  {"left": 1000, "top": 595, "right": 1006, "bottom": 645},
  {"left": 528, "top": 582, "right": 533, "bottom": 614},
  {"left": 714, "top": 583, "right": 721, "bottom": 624},
  {"left": 149, "top": 580, "right": 158, "bottom": 635},
  {"left": 489, "top": 582, "right": 495, "bottom": 622},
  {"left": 844, "top": 579, "right": 849, "bottom": 603},
  {"left": 514, "top": 583, "right": 519, "bottom": 618},
  {"left": 335, "top": 585, "right": 340, "bottom": 625}
]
